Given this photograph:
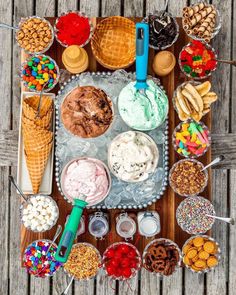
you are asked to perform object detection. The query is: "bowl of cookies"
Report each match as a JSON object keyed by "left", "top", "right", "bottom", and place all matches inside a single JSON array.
[
  {"left": 143, "top": 238, "right": 182, "bottom": 276},
  {"left": 16, "top": 16, "right": 54, "bottom": 54},
  {"left": 182, "top": 2, "right": 222, "bottom": 43},
  {"left": 182, "top": 235, "right": 221, "bottom": 273},
  {"left": 173, "top": 81, "right": 218, "bottom": 122}
]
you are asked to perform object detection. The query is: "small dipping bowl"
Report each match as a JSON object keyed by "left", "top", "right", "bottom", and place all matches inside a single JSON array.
[
  {"left": 23, "top": 239, "right": 62, "bottom": 277},
  {"left": 143, "top": 238, "right": 182, "bottom": 276},
  {"left": 142, "top": 11, "right": 179, "bottom": 50},
  {"left": 182, "top": 4, "right": 222, "bottom": 42},
  {"left": 108, "top": 131, "right": 159, "bottom": 183},
  {"left": 172, "top": 119, "right": 211, "bottom": 158},
  {"left": 102, "top": 242, "right": 141, "bottom": 281},
  {"left": 182, "top": 235, "right": 221, "bottom": 273},
  {"left": 20, "top": 194, "right": 59, "bottom": 233},
  {"left": 88, "top": 212, "right": 109, "bottom": 239},
  {"left": 64, "top": 243, "right": 101, "bottom": 281},
  {"left": 21, "top": 54, "right": 60, "bottom": 92},
  {"left": 16, "top": 16, "right": 54, "bottom": 54},
  {"left": 60, "top": 157, "right": 111, "bottom": 206},
  {"left": 179, "top": 41, "right": 218, "bottom": 80},
  {"left": 54, "top": 11, "right": 93, "bottom": 47},
  {"left": 169, "top": 159, "right": 208, "bottom": 197},
  {"left": 176, "top": 196, "right": 215, "bottom": 234}
]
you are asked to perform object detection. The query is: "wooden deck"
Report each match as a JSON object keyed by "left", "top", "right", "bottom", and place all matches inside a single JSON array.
[{"left": 0, "top": 0, "right": 235, "bottom": 295}]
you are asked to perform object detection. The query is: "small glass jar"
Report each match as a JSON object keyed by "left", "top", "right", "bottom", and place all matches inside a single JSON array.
[
  {"left": 116, "top": 213, "right": 136, "bottom": 240},
  {"left": 88, "top": 212, "right": 109, "bottom": 239},
  {"left": 137, "top": 211, "right": 161, "bottom": 237}
]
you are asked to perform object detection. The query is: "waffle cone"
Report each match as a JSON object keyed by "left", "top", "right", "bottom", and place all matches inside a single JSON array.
[
  {"left": 91, "top": 16, "right": 135, "bottom": 70},
  {"left": 23, "top": 130, "right": 53, "bottom": 152},
  {"left": 24, "top": 142, "right": 53, "bottom": 193},
  {"left": 23, "top": 95, "right": 53, "bottom": 119},
  {"left": 22, "top": 109, "right": 52, "bottom": 129}
]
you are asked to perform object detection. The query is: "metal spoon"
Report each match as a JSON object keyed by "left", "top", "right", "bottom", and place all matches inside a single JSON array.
[
  {"left": 216, "top": 59, "right": 236, "bottom": 67},
  {"left": 201, "top": 155, "right": 225, "bottom": 171},
  {"left": 0, "top": 23, "right": 18, "bottom": 30},
  {"left": 61, "top": 276, "right": 75, "bottom": 295},
  {"left": 206, "top": 214, "right": 235, "bottom": 225},
  {"left": 9, "top": 175, "right": 28, "bottom": 202},
  {"left": 163, "top": 0, "right": 169, "bottom": 12},
  {"left": 45, "top": 225, "right": 62, "bottom": 255},
  {"left": 35, "top": 81, "right": 49, "bottom": 118}
]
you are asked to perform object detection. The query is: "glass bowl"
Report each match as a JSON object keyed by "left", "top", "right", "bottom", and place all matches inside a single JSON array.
[
  {"left": 16, "top": 16, "right": 54, "bottom": 54},
  {"left": 20, "top": 194, "right": 59, "bottom": 233},
  {"left": 60, "top": 157, "right": 111, "bottom": 206},
  {"left": 63, "top": 243, "right": 101, "bottom": 281},
  {"left": 178, "top": 41, "right": 218, "bottom": 80},
  {"left": 182, "top": 235, "right": 221, "bottom": 273},
  {"left": 142, "top": 11, "right": 179, "bottom": 50},
  {"left": 172, "top": 119, "right": 211, "bottom": 158},
  {"left": 169, "top": 158, "right": 208, "bottom": 197},
  {"left": 143, "top": 238, "right": 182, "bottom": 276},
  {"left": 107, "top": 131, "right": 159, "bottom": 183},
  {"left": 102, "top": 242, "right": 141, "bottom": 281},
  {"left": 182, "top": 3, "right": 222, "bottom": 42},
  {"left": 23, "top": 239, "right": 62, "bottom": 277},
  {"left": 21, "top": 54, "right": 60, "bottom": 92},
  {"left": 176, "top": 196, "right": 215, "bottom": 235},
  {"left": 54, "top": 11, "right": 94, "bottom": 47}
]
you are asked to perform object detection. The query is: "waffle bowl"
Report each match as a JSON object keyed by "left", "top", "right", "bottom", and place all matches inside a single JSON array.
[{"left": 91, "top": 16, "right": 135, "bottom": 70}]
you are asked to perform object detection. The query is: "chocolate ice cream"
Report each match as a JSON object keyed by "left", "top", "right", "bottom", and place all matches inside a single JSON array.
[{"left": 61, "top": 86, "right": 113, "bottom": 138}]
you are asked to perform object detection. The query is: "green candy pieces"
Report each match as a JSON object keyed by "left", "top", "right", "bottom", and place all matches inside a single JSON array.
[{"left": 183, "top": 65, "right": 191, "bottom": 74}]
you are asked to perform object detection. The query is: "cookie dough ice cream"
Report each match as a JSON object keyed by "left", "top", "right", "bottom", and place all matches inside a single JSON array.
[
  {"left": 108, "top": 131, "right": 159, "bottom": 182},
  {"left": 61, "top": 86, "right": 113, "bottom": 138},
  {"left": 118, "top": 79, "right": 168, "bottom": 130},
  {"left": 62, "top": 158, "right": 110, "bottom": 206}
]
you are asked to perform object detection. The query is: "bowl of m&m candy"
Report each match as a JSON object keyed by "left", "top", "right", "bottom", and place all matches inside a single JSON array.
[
  {"left": 21, "top": 54, "right": 60, "bottom": 92},
  {"left": 23, "top": 239, "right": 62, "bottom": 278},
  {"left": 179, "top": 40, "right": 217, "bottom": 79},
  {"left": 172, "top": 120, "right": 211, "bottom": 158},
  {"left": 102, "top": 242, "right": 141, "bottom": 280}
]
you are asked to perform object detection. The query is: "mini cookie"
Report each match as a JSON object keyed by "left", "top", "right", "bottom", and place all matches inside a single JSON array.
[
  {"left": 192, "top": 254, "right": 199, "bottom": 263},
  {"left": 193, "top": 237, "right": 204, "bottom": 247},
  {"left": 183, "top": 255, "right": 192, "bottom": 266},
  {"left": 191, "top": 264, "right": 203, "bottom": 272},
  {"left": 194, "top": 259, "right": 206, "bottom": 269},
  {"left": 207, "top": 256, "right": 218, "bottom": 268},
  {"left": 203, "top": 241, "right": 215, "bottom": 254},
  {"left": 183, "top": 244, "right": 191, "bottom": 254},
  {"left": 187, "top": 248, "right": 198, "bottom": 259},
  {"left": 198, "top": 250, "right": 210, "bottom": 260}
]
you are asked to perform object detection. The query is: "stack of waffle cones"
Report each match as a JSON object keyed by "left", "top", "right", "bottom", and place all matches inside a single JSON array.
[
  {"left": 91, "top": 16, "right": 135, "bottom": 70},
  {"left": 182, "top": 3, "right": 217, "bottom": 42},
  {"left": 22, "top": 95, "right": 53, "bottom": 193}
]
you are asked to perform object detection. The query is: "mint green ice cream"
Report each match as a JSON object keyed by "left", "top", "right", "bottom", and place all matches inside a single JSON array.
[{"left": 118, "top": 79, "right": 169, "bottom": 130}]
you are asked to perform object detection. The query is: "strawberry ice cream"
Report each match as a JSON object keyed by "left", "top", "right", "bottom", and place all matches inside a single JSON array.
[{"left": 62, "top": 158, "right": 110, "bottom": 206}]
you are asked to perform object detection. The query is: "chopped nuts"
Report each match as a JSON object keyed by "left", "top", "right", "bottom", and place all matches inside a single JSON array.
[
  {"left": 169, "top": 160, "right": 207, "bottom": 196},
  {"left": 64, "top": 244, "right": 101, "bottom": 279},
  {"left": 16, "top": 17, "right": 53, "bottom": 53}
]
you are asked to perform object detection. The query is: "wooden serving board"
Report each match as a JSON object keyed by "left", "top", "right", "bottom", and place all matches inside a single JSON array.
[{"left": 20, "top": 17, "right": 212, "bottom": 261}]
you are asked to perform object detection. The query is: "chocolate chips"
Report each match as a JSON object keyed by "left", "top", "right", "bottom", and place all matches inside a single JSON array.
[
  {"left": 143, "top": 240, "right": 180, "bottom": 276},
  {"left": 144, "top": 12, "right": 179, "bottom": 50}
]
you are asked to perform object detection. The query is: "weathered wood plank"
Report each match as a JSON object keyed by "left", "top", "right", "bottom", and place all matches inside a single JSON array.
[
  {"left": 119, "top": 273, "right": 139, "bottom": 295},
  {"left": 30, "top": 277, "right": 51, "bottom": 294},
  {"left": 0, "top": 130, "right": 18, "bottom": 166},
  {"left": 232, "top": 0, "right": 236, "bottom": 132},
  {"left": 80, "top": 0, "right": 100, "bottom": 16},
  {"left": 0, "top": 167, "right": 10, "bottom": 295},
  {"left": 184, "top": 270, "right": 204, "bottom": 295},
  {"left": 96, "top": 271, "right": 116, "bottom": 295},
  {"left": 206, "top": 169, "right": 228, "bottom": 295},
  {"left": 52, "top": 270, "right": 72, "bottom": 295},
  {"left": 162, "top": 268, "right": 183, "bottom": 295},
  {"left": 146, "top": 0, "right": 166, "bottom": 14},
  {"left": 101, "top": 0, "right": 121, "bottom": 16},
  {"left": 169, "top": 0, "right": 187, "bottom": 16},
  {"left": 123, "top": 0, "right": 143, "bottom": 17},
  {"left": 57, "top": 0, "right": 78, "bottom": 14},
  {"left": 229, "top": 170, "right": 236, "bottom": 295},
  {"left": 140, "top": 269, "right": 161, "bottom": 295},
  {"left": 36, "top": 0, "right": 56, "bottom": 17}
]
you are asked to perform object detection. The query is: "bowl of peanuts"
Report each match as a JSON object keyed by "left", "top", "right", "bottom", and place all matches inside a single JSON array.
[{"left": 16, "top": 16, "right": 54, "bottom": 54}]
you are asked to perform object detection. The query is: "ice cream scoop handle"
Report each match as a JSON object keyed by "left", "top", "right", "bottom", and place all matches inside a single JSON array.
[
  {"left": 0, "top": 23, "right": 18, "bottom": 30},
  {"left": 55, "top": 199, "right": 87, "bottom": 263},
  {"left": 135, "top": 23, "right": 149, "bottom": 90}
]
